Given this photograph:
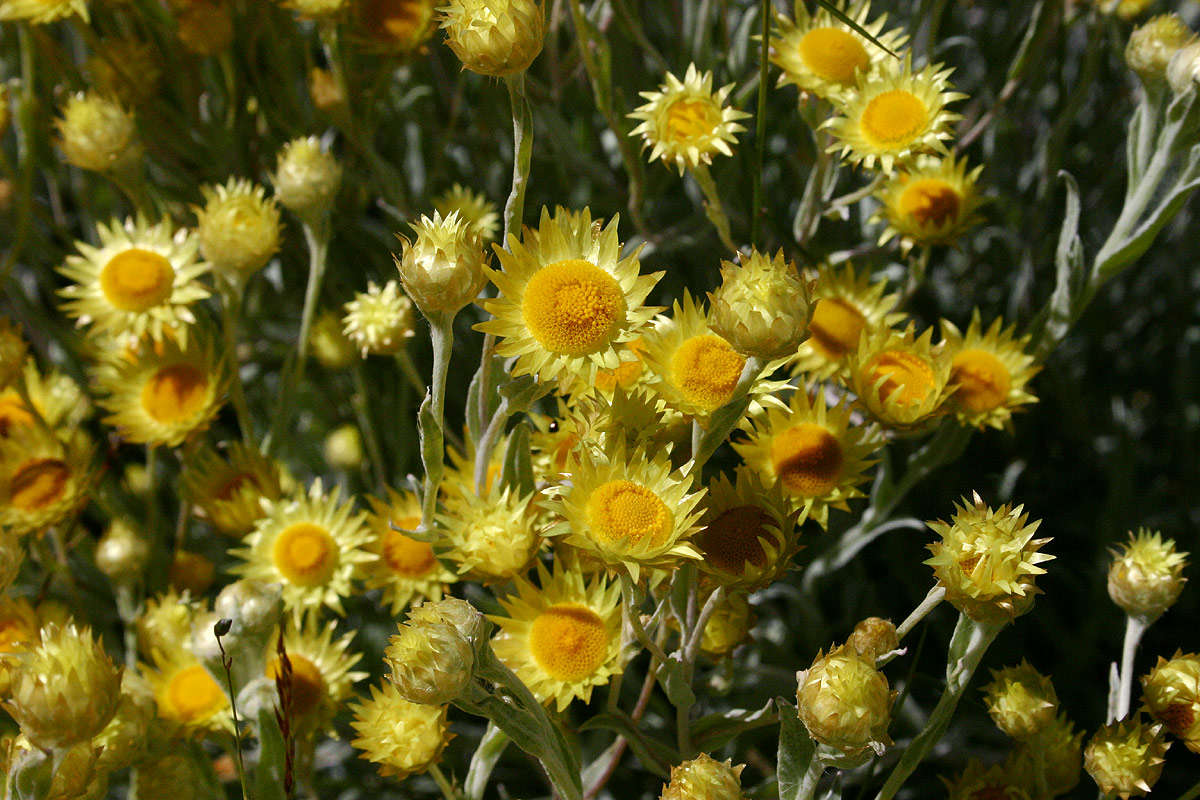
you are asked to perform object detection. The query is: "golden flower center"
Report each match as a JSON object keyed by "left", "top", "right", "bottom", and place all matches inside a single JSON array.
[
  {"left": 950, "top": 349, "right": 1011, "bottom": 413},
  {"left": 521, "top": 259, "right": 627, "bottom": 356},
  {"left": 381, "top": 521, "right": 437, "bottom": 577},
  {"left": 865, "top": 349, "right": 936, "bottom": 407},
  {"left": 586, "top": 480, "right": 674, "bottom": 550},
  {"left": 9, "top": 458, "right": 70, "bottom": 511},
  {"left": 770, "top": 423, "right": 843, "bottom": 497},
  {"left": 860, "top": 89, "right": 928, "bottom": 146},
  {"left": 808, "top": 298, "right": 867, "bottom": 360},
  {"left": 273, "top": 522, "right": 338, "bottom": 586},
  {"left": 0, "top": 394, "right": 33, "bottom": 438},
  {"left": 664, "top": 98, "right": 720, "bottom": 143},
  {"left": 697, "top": 505, "right": 772, "bottom": 574},
  {"left": 140, "top": 364, "right": 210, "bottom": 424},
  {"left": 100, "top": 248, "right": 176, "bottom": 312},
  {"left": 898, "top": 179, "right": 961, "bottom": 228},
  {"left": 167, "top": 663, "right": 227, "bottom": 722},
  {"left": 528, "top": 603, "right": 609, "bottom": 681},
  {"left": 798, "top": 27, "right": 870, "bottom": 85},
  {"left": 267, "top": 653, "right": 325, "bottom": 718},
  {"left": 670, "top": 334, "right": 747, "bottom": 412}
]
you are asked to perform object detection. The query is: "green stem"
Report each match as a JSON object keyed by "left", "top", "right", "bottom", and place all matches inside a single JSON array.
[
  {"left": 1111, "top": 615, "right": 1148, "bottom": 722},
  {"left": 690, "top": 162, "right": 737, "bottom": 252},
  {"left": 474, "top": 397, "right": 510, "bottom": 495},
  {"left": 428, "top": 764, "right": 457, "bottom": 800},
  {"left": 420, "top": 314, "right": 455, "bottom": 528},
  {"left": 751, "top": 0, "right": 770, "bottom": 247},
  {"left": 465, "top": 723, "right": 510, "bottom": 800},
  {"left": 504, "top": 74, "right": 534, "bottom": 242},
  {"left": 1177, "top": 779, "right": 1200, "bottom": 800},
  {"left": 895, "top": 586, "right": 946, "bottom": 643},
  {"left": 219, "top": 278, "right": 256, "bottom": 445}
]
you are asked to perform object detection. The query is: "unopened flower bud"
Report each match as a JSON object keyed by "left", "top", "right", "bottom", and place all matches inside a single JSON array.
[
  {"left": 1127, "top": 15, "right": 1195, "bottom": 87},
  {"left": 396, "top": 211, "right": 488, "bottom": 317},
  {"left": 272, "top": 136, "right": 341, "bottom": 222},
  {"left": 195, "top": 178, "right": 283, "bottom": 277},
  {"left": 94, "top": 520, "right": 150, "bottom": 583},
  {"left": 796, "top": 644, "right": 894, "bottom": 761},
  {"left": 1083, "top": 719, "right": 1169, "bottom": 798},
  {"left": 213, "top": 579, "right": 283, "bottom": 639},
  {"left": 846, "top": 617, "right": 899, "bottom": 662},
  {"left": 384, "top": 598, "right": 483, "bottom": 704},
  {"left": 439, "top": 0, "right": 545, "bottom": 77},
  {"left": 324, "top": 423, "right": 364, "bottom": 470},
  {"left": 1009, "top": 713, "right": 1085, "bottom": 796},
  {"left": 55, "top": 91, "right": 141, "bottom": 174},
  {"left": 708, "top": 249, "right": 810, "bottom": 360},
  {"left": 982, "top": 660, "right": 1058, "bottom": 740},
  {"left": 1108, "top": 529, "right": 1187, "bottom": 622},
  {"left": 1141, "top": 651, "right": 1200, "bottom": 752},
  {"left": 309, "top": 310, "right": 357, "bottom": 370},
  {"left": 660, "top": 753, "right": 746, "bottom": 800},
  {"left": 343, "top": 280, "right": 416, "bottom": 356},
  {"left": 698, "top": 592, "right": 753, "bottom": 658},
  {"left": 1168, "top": 40, "right": 1200, "bottom": 95}
]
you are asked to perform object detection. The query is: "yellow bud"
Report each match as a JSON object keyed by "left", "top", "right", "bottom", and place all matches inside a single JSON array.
[
  {"left": 941, "top": 759, "right": 1031, "bottom": 800},
  {"left": 54, "top": 91, "right": 141, "bottom": 174},
  {"left": 1141, "top": 651, "right": 1200, "bottom": 752},
  {"left": 660, "top": 753, "right": 746, "bottom": 800},
  {"left": 384, "top": 598, "right": 483, "bottom": 704},
  {"left": 309, "top": 310, "right": 358, "bottom": 370},
  {"left": 982, "top": 660, "right": 1058, "bottom": 740},
  {"left": 1108, "top": 529, "right": 1187, "bottom": 622},
  {"left": 94, "top": 520, "right": 150, "bottom": 582},
  {"left": 324, "top": 423, "right": 364, "bottom": 470},
  {"left": 697, "top": 592, "right": 753, "bottom": 658},
  {"left": 433, "top": 184, "right": 500, "bottom": 243},
  {"left": 194, "top": 178, "right": 283, "bottom": 277},
  {"left": 1009, "top": 713, "right": 1085, "bottom": 796},
  {"left": 6, "top": 624, "right": 123, "bottom": 751},
  {"left": 349, "top": 681, "right": 450, "bottom": 779},
  {"left": 1168, "top": 40, "right": 1200, "bottom": 95},
  {"left": 1083, "top": 719, "right": 1169, "bottom": 799},
  {"left": 396, "top": 210, "right": 488, "bottom": 316},
  {"left": 796, "top": 645, "right": 894, "bottom": 760},
  {"left": 1127, "top": 15, "right": 1196, "bottom": 86},
  {"left": 707, "top": 249, "right": 810, "bottom": 360},
  {"left": 342, "top": 280, "right": 416, "bottom": 356},
  {"left": 439, "top": 0, "right": 545, "bottom": 77},
  {"left": 845, "top": 617, "right": 899, "bottom": 662},
  {"left": 137, "top": 589, "right": 195, "bottom": 658},
  {"left": 177, "top": 2, "right": 234, "bottom": 55},
  {"left": 272, "top": 136, "right": 342, "bottom": 221}
]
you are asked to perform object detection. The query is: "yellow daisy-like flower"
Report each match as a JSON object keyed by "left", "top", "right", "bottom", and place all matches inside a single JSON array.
[
  {"left": 143, "top": 649, "right": 232, "bottom": 736},
  {"left": 0, "top": 0, "right": 87, "bottom": 23},
  {"left": 0, "top": 428, "right": 94, "bottom": 536},
  {"left": 791, "top": 263, "right": 905, "bottom": 380},
  {"left": 136, "top": 587, "right": 197, "bottom": 657},
  {"left": 874, "top": 154, "right": 985, "bottom": 253},
  {"left": 847, "top": 324, "right": 952, "bottom": 430},
  {"left": 231, "top": 480, "right": 373, "bottom": 617},
  {"left": 181, "top": 441, "right": 284, "bottom": 536},
  {"left": 0, "top": 596, "right": 40, "bottom": 693},
  {"left": 545, "top": 440, "right": 705, "bottom": 581},
  {"left": 628, "top": 63, "right": 751, "bottom": 174},
  {"left": 349, "top": 681, "right": 450, "bottom": 779},
  {"left": 490, "top": 561, "right": 623, "bottom": 711},
  {"left": 360, "top": 489, "right": 457, "bottom": 615},
  {"left": 693, "top": 469, "right": 798, "bottom": 589},
  {"left": 433, "top": 183, "right": 500, "bottom": 243},
  {"left": 940, "top": 312, "right": 1039, "bottom": 431},
  {"left": 342, "top": 280, "right": 416, "bottom": 357},
  {"left": 58, "top": 217, "right": 210, "bottom": 349},
  {"left": 770, "top": 0, "right": 908, "bottom": 101},
  {"left": 0, "top": 360, "right": 90, "bottom": 440},
  {"left": 476, "top": 206, "right": 662, "bottom": 387},
  {"left": 733, "top": 386, "right": 882, "bottom": 528},
  {"left": 825, "top": 57, "right": 965, "bottom": 174},
  {"left": 265, "top": 617, "right": 366, "bottom": 734},
  {"left": 92, "top": 335, "right": 226, "bottom": 448},
  {"left": 438, "top": 487, "right": 541, "bottom": 583}
]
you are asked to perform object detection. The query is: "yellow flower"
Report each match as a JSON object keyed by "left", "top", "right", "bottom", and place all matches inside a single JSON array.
[
  {"left": 924, "top": 493, "right": 1053, "bottom": 624},
  {"left": 58, "top": 217, "right": 210, "bottom": 349},
  {"left": 396, "top": 210, "right": 489, "bottom": 316},
  {"left": 476, "top": 206, "right": 661, "bottom": 388},
  {"left": 733, "top": 386, "right": 882, "bottom": 529},
  {"left": 343, "top": 280, "right": 417, "bottom": 356},
  {"left": 940, "top": 312, "right": 1039, "bottom": 431},
  {"left": 143, "top": 649, "right": 232, "bottom": 736},
  {"left": 356, "top": 0, "right": 439, "bottom": 53},
  {"left": 629, "top": 63, "right": 751, "bottom": 174},
  {"left": 0, "top": 360, "right": 90, "bottom": 440},
  {"left": 941, "top": 760, "right": 1031, "bottom": 800},
  {"left": 1083, "top": 719, "right": 1169, "bottom": 799},
  {"left": 791, "top": 262, "right": 905, "bottom": 380},
  {"left": 707, "top": 249, "right": 811, "bottom": 360},
  {"left": 272, "top": 136, "right": 342, "bottom": 221},
  {"left": 874, "top": 154, "right": 985, "bottom": 253},
  {"left": 693, "top": 469, "right": 797, "bottom": 589},
  {"left": 1009, "top": 713, "right": 1085, "bottom": 797},
  {"left": 137, "top": 588, "right": 197, "bottom": 657},
  {"left": 0, "top": 427, "right": 94, "bottom": 536},
  {"left": 490, "top": 561, "right": 623, "bottom": 711},
  {"left": 433, "top": 184, "right": 500, "bottom": 243},
  {"left": 1126, "top": 15, "right": 1196, "bottom": 86},
  {"left": 439, "top": 0, "right": 545, "bottom": 76},
  {"left": 350, "top": 682, "right": 450, "bottom": 778},
  {"left": 847, "top": 323, "right": 952, "bottom": 430},
  {"left": 545, "top": 440, "right": 705, "bottom": 581},
  {"left": 265, "top": 617, "right": 366, "bottom": 734},
  {"left": 796, "top": 644, "right": 894, "bottom": 761},
  {"left": 194, "top": 178, "right": 282, "bottom": 277},
  {"left": 825, "top": 57, "right": 965, "bottom": 174},
  {"left": 0, "top": 596, "right": 40, "bottom": 692},
  {"left": 384, "top": 598, "right": 484, "bottom": 704},
  {"left": 231, "top": 480, "right": 374, "bottom": 618},
  {"left": 54, "top": 91, "right": 139, "bottom": 173},
  {"left": 92, "top": 334, "right": 226, "bottom": 448},
  {"left": 438, "top": 486, "right": 541, "bottom": 583},
  {"left": 982, "top": 661, "right": 1058, "bottom": 740},
  {"left": 1107, "top": 528, "right": 1188, "bottom": 622},
  {"left": 770, "top": 0, "right": 908, "bottom": 101},
  {"left": 695, "top": 591, "right": 754, "bottom": 658},
  {"left": 360, "top": 489, "right": 457, "bottom": 615},
  {"left": 0, "top": 0, "right": 87, "bottom": 22},
  {"left": 1141, "top": 651, "right": 1200, "bottom": 752},
  {"left": 182, "top": 441, "right": 284, "bottom": 536},
  {"left": 660, "top": 753, "right": 746, "bottom": 800}
]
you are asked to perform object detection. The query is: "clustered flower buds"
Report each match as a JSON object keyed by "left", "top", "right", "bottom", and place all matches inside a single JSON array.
[
  {"left": 1083, "top": 718, "right": 1169, "bottom": 798},
  {"left": 384, "top": 597, "right": 485, "bottom": 705},
  {"left": 1107, "top": 529, "right": 1188, "bottom": 622},
  {"left": 396, "top": 210, "right": 489, "bottom": 317},
  {"left": 796, "top": 644, "right": 894, "bottom": 763},
  {"left": 707, "top": 249, "right": 811, "bottom": 360},
  {"left": 438, "top": 0, "right": 545, "bottom": 77},
  {"left": 660, "top": 753, "right": 746, "bottom": 800},
  {"left": 982, "top": 660, "right": 1058, "bottom": 740}
]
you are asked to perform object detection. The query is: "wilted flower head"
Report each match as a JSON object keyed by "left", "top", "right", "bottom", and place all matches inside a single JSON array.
[
  {"left": 1141, "top": 651, "right": 1200, "bottom": 752},
  {"left": 660, "top": 753, "right": 745, "bottom": 800},
  {"left": 796, "top": 644, "right": 894, "bottom": 761},
  {"left": 707, "top": 249, "right": 810, "bottom": 360},
  {"left": 343, "top": 280, "right": 416, "bottom": 356},
  {"left": 439, "top": 0, "right": 545, "bottom": 76},
  {"left": 384, "top": 598, "right": 484, "bottom": 704},
  {"left": 396, "top": 210, "right": 488, "bottom": 316},
  {"left": 194, "top": 178, "right": 282, "bottom": 277},
  {"left": 1107, "top": 528, "right": 1187, "bottom": 622},
  {"left": 982, "top": 660, "right": 1058, "bottom": 740},
  {"left": 273, "top": 136, "right": 342, "bottom": 221},
  {"left": 1083, "top": 718, "right": 1169, "bottom": 799},
  {"left": 55, "top": 92, "right": 140, "bottom": 174}
]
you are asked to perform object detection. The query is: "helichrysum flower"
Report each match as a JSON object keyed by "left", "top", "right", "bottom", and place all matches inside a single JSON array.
[
  {"left": 848, "top": 324, "right": 952, "bottom": 430},
  {"left": 845, "top": 617, "right": 898, "bottom": 662},
  {"left": 137, "top": 588, "right": 196, "bottom": 657},
  {"left": 941, "top": 312, "right": 1039, "bottom": 431},
  {"left": 396, "top": 210, "right": 489, "bottom": 316},
  {"left": 438, "top": 486, "right": 541, "bottom": 583},
  {"left": 0, "top": 319, "right": 27, "bottom": 393},
  {"left": 360, "top": 489, "right": 457, "bottom": 615},
  {"left": 92, "top": 335, "right": 226, "bottom": 448},
  {"left": 796, "top": 644, "right": 894, "bottom": 759},
  {"left": 54, "top": 91, "right": 139, "bottom": 173},
  {"left": 1107, "top": 528, "right": 1188, "bottom": 622},
  {"left": 194, "top": 178, "right": 282, "bottom": 277},
  {"left": 734, "top": 386, "right": 883, "bottom": 528},
  {"left": 1083, "top": 719, "right": 1169, "bottom": 798},
  {"left": 438, "top": 0, "right": 544, "bottom": 76},
  {"left": 1127, "top": 15, "right": 1196, "bottom": 86},
  {"left": 1141, "top": 651, "right": 1200, "bottom": 752},
  {"left": 1008, "top": 712, "right": 1085, "bottom": 796},
  {"left": 350, "top": 681, "right": 450, "bottom": 778},
  {"left": 94, "top": 520, "right": 150, "bottom": 583},
  {"left": 7, "top": 624, "right": 122, "bottom": 751},
  {"left": 770, "top": 0, "right": 908, "bottom": 101},
  {"left": 791, "top": 262, "right": 905, "bottom": 380},
  {"left": 982, "top": 661, "right": 1058, "bottom": 740},
  {"left": 707, "top": 249, "right": 811, "bottom": 360},
  {"left": 941, "top": 760, "right": 1031, "bottom": 800},
  {"left": 0, "top": 427, "right": 94, "bottom": 536},
  {"left": 0, "top": 596, "right": 39, "bottom": 693},
  {"left": 231, "top": 480, "right": 373, "bottom": 617},
  {"left": 696, "top": 591, "right": 754, "bottom": 657},
  {"left": 272, "top": 136, "right": 342, "bottom": 221},
  {"left": 546, "top": 440, "right": 705, "bottom": 581},
  {"left": 660, "top": 753, "right": 746, "bottom": 800},
  {"left": 343, "top": 280, "right": 416, "bottom": 356},
  {"left": 925, "top": 493, "right": 1053, "bottom": 624},
  {"left": 265, "top": 617, "right": 366, "bottom": 734},
  {"left": 0, "top": 0, "right": 87, "bottom": 22},
  {"left": 693, "top": 468, "right": 797, "bottom": 590},
  {"left": 357, "top": 0, "right": 439, "bottom": 53},
  {"left": 58, "top": 217, "right": 210, "bottom": 348},
  {"left": 143, "top": 649, "right": 232, "bottom": 735},
  {"left": 434, "top": 183, "right": 500, "bottom": 243},
  {"left": 0, "top": 360, "right": 90, "bottom": 439},
  {"left": 629, "top": 63, "right": 750, "bottom": 174},
  {"left": 825, "top": 57, "right": 965, "bottom": 174},
  {"left": 1168, "top": 40, "right": 1200, "bottom": 95},
  {"left": 384, "top": 598, "right": 484, "bottom": 705},
  {"left": 182, "top": 441, "right": 284, "bottom": 536},
  {"left": 874, "top": 154, "right": 985, "bottom": 254},
  {"left": 476, "top": 206, "right": 661, "bottom": 388}
]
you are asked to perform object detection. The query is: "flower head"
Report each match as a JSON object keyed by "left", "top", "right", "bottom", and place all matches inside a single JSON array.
[
  {"left": 350, "top": 681, "right": 450, "bottom": 778},
  {"left": 0, "top": 0, "right": 87, "bottom": 22},
  {"left": 941, "top": 312, "right": 1039, "bottom": 431},
  {"left": 309, "top": 310, "right": 358, "bottom": 370},
  {"left": 361, "top": 489, "right": 457, "bottom": 615},
  {"left": 343, "top": 280, "right": 416, "bottom": 356},
  {"left": 796, "top": 644, "right": 894, "bottom": 760},
  {"left": 660, "top": 753, "right": 746, "bottom": 800},
  {"left": 707, "top": 249, "right": 811, "bottom": 360},
  {"left": 1141, "top": 651, "right": 1200, "bottom": 752},
  {"left": 94, "top": 520, "right": 150, "bottom": 583},
  {"left": 848, "top": 323, "right": 952, "bottom": 430},
  {"left": 1008, "top": 713, "right": 1085, "bottom": 796},
  {"left": 357, "top": 0, "right": 439, "bottom": 53},
  {"left": 0, "top": 427, "right": 95, "bottom": 536},
  {"left": 434, "top": 184, "right": 500, "bottom": 243},
  {"left": 266, "top": 617, "right": 366, "bottom": 734},
  {"left": 438, "top": 486, "right": 541, "bottom": 583},
  {"left": 385, "top": 598, "right": 484, "bottom": 704},
  {"left": 1083, "top": 719, "right": 1169, "bottom": 798},
  {"left": 272, "top": 136, "right": 342, "bottom": 221},
  {"left": 54, "top": 91, "right": 139, "bottom": 173},
  {"left": 143, "top": 648, "right": 231, "bottom": 736},
  {"left": 396, "top": 210, "right": 489, "bottom": 316},
  {"left": 982, "top": 661, "right": 1058, "bottom": 740},
  {"left": 439, "top": 0, "right": 544, "bottom": 76},
  {"left": 182, "top": 441, "right": 284, "bottom": 536},
  {"left": 1127, "top": 15, "right": 1196, "bottom": 87},
  {"left": 1108, "top": 528, "right": 1188, "bottom": 622},
  {"left": 941, "top": 760, "right": 1031, "bottom": 800},
  {"left": 194, "top": 178, "right": 282, "bottom": 277},
  {"left": 874, "top": 154, "right": 985, "bottom": 253},
  {"left": 693, "top": 468, "right": 797, "bottom": 590},
  {"left": 845, "top": 617, "right": 898, "bottom": 662}
]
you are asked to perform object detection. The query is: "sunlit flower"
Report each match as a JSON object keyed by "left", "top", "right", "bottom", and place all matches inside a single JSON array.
[
  {"left": 396, "top": 210, "right": 489, "bottom": 316},
  {"left": 360, "top": 489, "right": 457, "bottom": 615},
  {"left": 1107, "top": 528, "right": 1188, "bottom": 623},
  {"left": 0, "top": 360, "right": 90, "bottom": 439},
  {"left": 342, "top": 280, "right": 416, "bottom": 356},
  {"left": 54, "top": 91, "right": 139, "bottom": 173},
  {"left": 438, "top": 486, "right": 541, "bottom": 583},
  {"left": 143, "top": 649, "right": 232, "bottom": 736},
  {"left": 439, "top": 0, "right": 544, "bottom": 76},
  {"left": 874, "top": 154, "right": 985, "bottom": 253},
  {"left": 796, "top": 644, "right": 894, "bottom": 761},
  {"left": 693, "top": 469, "right": 797, "bottom": 589},
  {"left": 707, "top": 249, "right": 811, "bottom": 360},
  {"left": 1083, "top": 719, "right": 1169, "bottom": 799},
  {"left": 265, "top": 617, "right": 366, "bottom": 735},
  {"left": 1141, "top": 651, "right": 1200, "bottom": 752},
  {"left": 982, "top": 661, "right": 1058, "bottom": 740},
  {"left": 660, "top": 753, "right": 746, "bottom": 800},
  {"left": 357, "top": 0, "right": 439, "bottom": 53},
  {"left": 194, "top": 178, "right": 282, "bottom": 277},
  {"left": 847, "top": 324, "right": 952, "bottom": 430},
  {"left": 272, "top": 136, "right": 342, "bottom": 221},
  {"left": 940, "top": 312, "right": 1039, "bottom": 431},
  {"left": 0, "top": 427, "right": 95, "bottom": 536},
  {"left": 182, "top": 441, "right": 284, "bottom": 536},
  {"left": 349, "top": 681, "right": 450, "bottom": 778}
]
